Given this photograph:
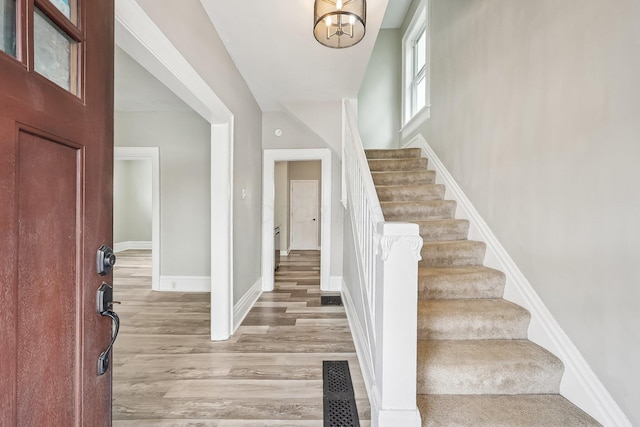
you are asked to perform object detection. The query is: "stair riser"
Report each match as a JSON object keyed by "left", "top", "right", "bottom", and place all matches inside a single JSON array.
[
  {"left": 419, "top": 271, "right": 506, "bottom": 300},
  {"left": 417, "top": 364, "right": 563, "bottom": 395},
  {"left": 417, "top": 341, "right": 564, "bottom": 395},
  {"left": 418, "top": 220, "right": 469, "bottom": 242},
  {"left": 420, "top": 243, "right": 486, "bottom": 268},
  {"left": 417, "top": 395, "right": 602, "bottom": 427},
  {"left": 372, "top": 171, "right": 436, "bottom": 186},
  {"left": 365, "top": 148, "right": 421, "bottom": 159},
  {"left": 376, "top": 185, "right": 445, "bottom": 202},
  {"left": 382, "top": 201, "right": 456, "bottom": 222},
  {"left": 368, "top": 158, "right": 428, "bottom": 172},
  {"left": 417, "top": 301, "right": 530, "bottom": 340}
]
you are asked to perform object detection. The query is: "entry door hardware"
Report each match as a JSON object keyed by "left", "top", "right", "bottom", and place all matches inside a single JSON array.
[
  {"left": 96, "top": 244, "right": 116, "bottom": 276},
  {"left": 96, "top": 282, "right": 121, "bottom": 376}
]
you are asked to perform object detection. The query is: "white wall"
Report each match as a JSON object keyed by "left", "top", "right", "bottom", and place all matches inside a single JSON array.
[
  {"left": 398, "top": 0, "right": 640, "bottom": 423},
  {"left": 115, "top": 111, "right": 211, "bottom": 277},
  {"left": 358, "top": 29, "right": 402, "bottom": 149},
  {"left": 137, "top": 0, "right": 264, "bottom": 304},
  {"left": 263, "top": 111, "right": 328, "bottom": 150},
  {"left": 114, "top": 159, "right": 152, "bottom": 244}
]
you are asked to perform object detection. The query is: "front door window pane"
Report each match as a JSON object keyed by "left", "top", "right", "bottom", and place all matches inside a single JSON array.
[
  {"left": 34, "top": 8, "right": 78, "bottom": 93},
  {"left": 0, "top": 0, "right": 17, "bottom": 58},
  {"left": 50, "top": 0, "right": 77, "bottom": 24}
]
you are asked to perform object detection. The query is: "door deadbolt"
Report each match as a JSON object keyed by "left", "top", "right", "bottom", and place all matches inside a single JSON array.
[{"left": 97, "top": 244, "right": 116, "bottom": 276}]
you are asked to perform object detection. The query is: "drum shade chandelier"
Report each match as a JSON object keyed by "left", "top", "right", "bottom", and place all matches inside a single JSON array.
[{"left": 314, "top": 0, "right": 366, "bottom": 49}]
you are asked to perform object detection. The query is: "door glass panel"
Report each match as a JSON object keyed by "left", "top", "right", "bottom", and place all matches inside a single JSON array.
[
  {"left": 0, "top": 0, "right": 17, "bottom": 58},
  {"left": 50, "top": 0, "right": 77, "bottom": 24},
  {"left": 34, "top": 8, "right": 78, "bottom": 93}
]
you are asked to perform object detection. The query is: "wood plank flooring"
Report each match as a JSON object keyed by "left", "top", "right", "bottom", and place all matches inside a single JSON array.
[{"left": 112, "top": 250, "right": 370, "bottom": 426}]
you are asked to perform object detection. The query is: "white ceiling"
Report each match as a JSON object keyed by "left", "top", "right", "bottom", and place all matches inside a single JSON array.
[{"left": 114, "top": 0, "right": 412, "bottom": 113}]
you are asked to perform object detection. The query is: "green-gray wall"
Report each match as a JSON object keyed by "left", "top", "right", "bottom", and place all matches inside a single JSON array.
[
  {"left": 397, "top": 0, "right": 639, "bottom": 423},
  {"left": 358, "top": 29, "right": 402, "bottom": 149},
  {"left": 137, "top": 0, "right": 264, "bottom": 304},
  {"left": 114, "top": 159, "right": 152, "bottom": 244},
  {"left": 115, "top": 111, "right": 211, "bottom": 277}
]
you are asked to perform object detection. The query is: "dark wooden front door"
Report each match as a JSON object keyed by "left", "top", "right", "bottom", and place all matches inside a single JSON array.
[{"left": 0, "top": 0, "right": 114, "bottom": 425}]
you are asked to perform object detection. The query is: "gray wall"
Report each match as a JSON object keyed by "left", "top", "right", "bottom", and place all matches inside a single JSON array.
[
  {"left": 263, "top": 112, "right": 344, "bottom": 279},
  {"left": 358, "top": 29, "right": 402, "bottom": 149},
  {"left": 115, "top": 111, "right": 211, "bottom": 277},
  {"left": 399, "top": 0, "right": 640, "bottom": 423},
  {"left": 137, "top": 0, "right": 264, "bottom": 303},
  {"left": 114, "top": 159, "right": 152, "bottom": 243}
]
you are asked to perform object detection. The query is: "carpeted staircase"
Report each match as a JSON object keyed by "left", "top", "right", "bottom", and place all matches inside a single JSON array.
[{"left": 365, "top": 148, "right": 601, "bottom": 427}]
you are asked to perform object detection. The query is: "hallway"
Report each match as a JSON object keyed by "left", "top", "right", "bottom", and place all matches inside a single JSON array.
[{"left": 112, "top": 250, "right": 370, "bottom": 426}]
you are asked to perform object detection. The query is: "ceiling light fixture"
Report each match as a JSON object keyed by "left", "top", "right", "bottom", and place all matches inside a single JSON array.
[{"left": 314, "top": 0, "right": 366, "bottom": 49}]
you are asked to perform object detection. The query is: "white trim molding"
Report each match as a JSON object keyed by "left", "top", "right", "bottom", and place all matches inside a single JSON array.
[
  {"left": 159, "top": 275, "right": 211, "bottom": 292},
  {"left": 113, "top": 241, "right": 152, "bottom": 253},
  {"left": 116, "top": 0, "right": 235, "bottom": 341},
  {"left": 404, "top": 134, "right": 631, "bottom": 427},
  {"left": 262, "top": 149, "right": 333, "bottom": 292},
  {"left": 329, "top": 276, "right": 343, "bottom": 292},
  {"left": 233, "top": 277, "right": 263, "bottom": 333}
]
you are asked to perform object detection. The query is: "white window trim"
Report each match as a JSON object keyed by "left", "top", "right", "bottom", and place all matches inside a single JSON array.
[{"left": 401, "top": 0, "right": 430, "bottom": 131}]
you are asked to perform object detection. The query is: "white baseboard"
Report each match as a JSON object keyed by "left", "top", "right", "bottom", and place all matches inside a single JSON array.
[
  {"left": 233, "top": 277, "right": 263, "bottom": 333},
  {"left": 159, "top": 275, "right": 210, "bottom": 292},
  {"left": 404, "top": 135, "right": 630, "bottom": 427},
  {"left": 328, "top": 275, "right": 343, "bottom": 292},
  {"left": 280, "top": 250, "right": 290, "bottom": 257},
  {"left": 114, "top": 241, "right": 152, "bottom": 253}
]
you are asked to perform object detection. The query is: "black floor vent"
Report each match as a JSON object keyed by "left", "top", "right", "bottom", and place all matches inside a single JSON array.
[
  {"left": 323, "top": 361, "right": 360, "bottom": 427},
  {"left": 321, "top": 294, "right": 343, "bottom": 306}
]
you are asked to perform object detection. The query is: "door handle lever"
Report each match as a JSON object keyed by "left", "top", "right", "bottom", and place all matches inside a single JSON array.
[{"left": 96, "top": 282, "right": 121, "bottom": 376}]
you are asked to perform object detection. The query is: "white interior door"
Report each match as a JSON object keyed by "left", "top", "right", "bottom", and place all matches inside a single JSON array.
[{"left": 290, "top": 180, "right": 319, "bottom": 250}]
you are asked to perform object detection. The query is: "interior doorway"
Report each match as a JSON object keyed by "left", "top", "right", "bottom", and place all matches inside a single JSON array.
[
  {"left": 262, "top": 149, "right": 332, "bottom": 292},
  {"left": 114, "top": 147, "right": 160, "bottom": 290}
]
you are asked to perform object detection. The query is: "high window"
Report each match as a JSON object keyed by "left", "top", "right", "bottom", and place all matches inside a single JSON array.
[{"left": 402, "top": 0, "right": 429, "bottom": 127}]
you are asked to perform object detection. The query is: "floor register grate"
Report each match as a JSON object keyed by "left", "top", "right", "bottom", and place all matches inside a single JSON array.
[{"left": 323, "top": 361, "right": 360, "bottom": 427}]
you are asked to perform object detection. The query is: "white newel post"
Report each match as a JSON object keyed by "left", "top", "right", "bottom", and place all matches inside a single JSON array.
[{"left": 374, "top": 222, "right": 423, "bottom": 427}]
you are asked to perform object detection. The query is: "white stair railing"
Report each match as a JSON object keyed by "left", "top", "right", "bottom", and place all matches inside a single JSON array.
[{"left": 342, "top": 99, "right": 423, "bottom": 427}]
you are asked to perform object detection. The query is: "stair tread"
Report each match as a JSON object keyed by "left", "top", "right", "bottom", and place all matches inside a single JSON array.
[
  {"left": 420, "top": 240, "right": 487, "bottom": 267},
  {"left": 365, "top": 148, "right": 421, "bottom": 159},
  {"left": 371, "top": 170, "right": 436, "bottom": 186},
  {"left": 368, "top": 157, "right": 428, "bottom": 171},
  {"left": 417, "top": 340, "right": 564, "bottom": 395},
  {"left": 382, "top": 200, "right": 457, "bottom": 221},
  {"left": 417, "top": 394, "right": 602, "bottom": 427},
  {"left": 375, "top": 183, "right": 445, "bottom": 202},
  {"left": 418, "top": 299, "right": 530, "bottom": 340}
]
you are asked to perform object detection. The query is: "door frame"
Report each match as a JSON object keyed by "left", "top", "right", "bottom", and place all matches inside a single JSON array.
[
  {"left": 114, "top": 147, "right": 160, "bottom": 290},
  {"left": 262, "top": 149, "right": 332, "bottom": 292},
  {"left": 289, "top": 179, "right": 320, "bottom": 250},
  {"left": 115, "top": 0, "right": 234, "bottom": 341}
]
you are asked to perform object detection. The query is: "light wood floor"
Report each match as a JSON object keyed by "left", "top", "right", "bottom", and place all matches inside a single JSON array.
[{"left": 112, "top": 250, "right": 370, "bottom": 426}]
